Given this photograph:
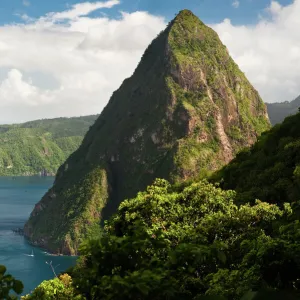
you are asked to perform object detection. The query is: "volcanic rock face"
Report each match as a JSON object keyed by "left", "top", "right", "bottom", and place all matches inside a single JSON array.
[{"left": 24, "top": 10, "right": 270, "bottom": 255}]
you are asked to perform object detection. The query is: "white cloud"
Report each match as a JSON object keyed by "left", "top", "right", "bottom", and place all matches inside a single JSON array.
[
  {"left": 0, "top": 69, "right": 41, "bottom": 106},
  {"left": 212, "top": 0, "right": 300, "bottom": 103},
  {"left": 232, "top": 0, "right": 240, "bottom": 9},
  {"left": 49, "top": 0, "right": 120, "bottom": 21},
  {"left": 22, "top": 0, "right": 30, "bottom": 7},
  {"left": 0, "top": 1, "right": 166, "bottom": 123},
  {"left": 268, "top": 1, "right": 282, "bottom": 16}
]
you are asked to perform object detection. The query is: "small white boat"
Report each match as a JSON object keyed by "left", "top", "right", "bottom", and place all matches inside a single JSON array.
[{"left": 24, "top": 250, "right": 34, "bottom": 257}]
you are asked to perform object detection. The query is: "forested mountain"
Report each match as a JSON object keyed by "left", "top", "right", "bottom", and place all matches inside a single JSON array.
[
  {"left": 0, "top": 115, "right": 98, "bottom": 176},
  {"left": 24, "top": 9, "right": 270, "bottom": 255},
  {"left": 267, "top": 96, "right": 300, "bottom": 125}
]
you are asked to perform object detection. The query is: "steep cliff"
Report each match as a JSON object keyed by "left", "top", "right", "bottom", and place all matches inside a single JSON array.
[{"left": 24, "top": 10, "right": 270, "bottom": 255}]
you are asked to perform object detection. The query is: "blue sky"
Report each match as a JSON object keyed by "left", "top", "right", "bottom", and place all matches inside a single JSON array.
[{"left": 0, "top": 0, "right": 294, "bottom": 26}]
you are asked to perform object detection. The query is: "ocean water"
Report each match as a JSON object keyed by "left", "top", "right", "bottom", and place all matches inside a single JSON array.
[{"left": 0, "top": 176, "right": 77, "bottom": 295}]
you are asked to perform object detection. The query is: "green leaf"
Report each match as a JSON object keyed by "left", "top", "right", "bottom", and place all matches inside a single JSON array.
[
  {"left": 12, "top": 280, "right": 24, "bottom": 294},
  {"left": 0, "top": 265, "right": 7, "bottom": 275},
  {"left": 196, "top": 296, "right": 227, "bottom": 300},
  {"left": 241, "top": 291, "right": 257, "bottom": 300}
]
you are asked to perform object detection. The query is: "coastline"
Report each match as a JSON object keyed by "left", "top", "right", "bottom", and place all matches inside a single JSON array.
[
  {"left": 11, "top": 228, "right": 74, "bottom": 257},
  {"left": 24, "top": 237, "right": 78, "bottom": 257},
  {"left": 1, "top": 173, "right": 56, "bottom": 177}
]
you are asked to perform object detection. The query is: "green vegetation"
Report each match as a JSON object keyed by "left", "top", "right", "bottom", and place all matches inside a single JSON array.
[
  {"left": 17, "top": 115, "right": 98, "bottom": 138},
  {"left": 213, "top": 111, "right": 300, "bottom": 205},
  {"left": 21, "top": 274, "right": 84, "bottom": 300},
  {"left": 24, "top": 167, "right": 108, "bottom": 255},
  {"left": 0, "top": 265, "right": 23, "bottom": 300},
  {"left": 267, "top": 96, "right": 300, "bottom": 125},
  {"left": 0, "top": 115, "right": 98, "bottom": 176},
  {"left": 68, "top": 179, "right": 300, "bottom": 299},
  {"left": 24, "top": 9, "right": 270, "bottom": 255},
  {"left": 21, "top": 179, "right": 300, "bottom": 299}
]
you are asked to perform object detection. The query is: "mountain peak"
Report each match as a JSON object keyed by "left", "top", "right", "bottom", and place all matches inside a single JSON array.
[
  {"left": 24, "top": 10, "right": 270, "bottom": 255},
  {"left": 175, "top": 9, "right": 196, "bottom": 18},
  {"left": 171, "top": 9, "right": 204, "bottom": 30}
]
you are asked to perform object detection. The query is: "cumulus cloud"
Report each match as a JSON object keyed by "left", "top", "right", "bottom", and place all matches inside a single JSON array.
[
  {"left": 22, "top": 0, "right": 30, "bottom": 7},
  {"left": 0, "top": 1, "right": 166, "bottom": 123},
  {"left": 212, "top": 0, "right": 300, "bottom": 103},
  {"left": 232, "top": 1, "right": 240, "bottom": 9}
]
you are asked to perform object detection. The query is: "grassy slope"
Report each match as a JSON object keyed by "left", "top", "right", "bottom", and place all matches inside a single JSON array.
[{"left": 0, "top": 115, "right": 98, "bottom": 176}]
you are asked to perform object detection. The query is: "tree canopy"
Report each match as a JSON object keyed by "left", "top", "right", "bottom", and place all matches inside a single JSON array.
[
  {"left": 66, "top": 179, "right": 300, "bottom": 300},
  {"left": 0, "top": 265, "right": 23, "bottom": 300}
]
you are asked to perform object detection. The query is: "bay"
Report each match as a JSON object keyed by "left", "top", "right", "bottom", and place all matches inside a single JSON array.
[{"left": 0, "top": 176, "right": 76, "bottom": 295}]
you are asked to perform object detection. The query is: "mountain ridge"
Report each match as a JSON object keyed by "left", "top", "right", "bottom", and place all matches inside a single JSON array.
[
  {"left": 267, "top": 96, "right": 300, "bottom": 125},
  {"left": 24, "top": 9, "right": 270, "bottom": 255}
]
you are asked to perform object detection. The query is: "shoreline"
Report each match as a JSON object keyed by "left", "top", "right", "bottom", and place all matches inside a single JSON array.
[
  {"left": 1, "top": 174, "right": 56, "bottom": 178},
  {"left": 12, "top": 228, "right": 77, "bottom": 257},
  {"left": 25, "top": 240, "right": 78, "bottom": 257}
]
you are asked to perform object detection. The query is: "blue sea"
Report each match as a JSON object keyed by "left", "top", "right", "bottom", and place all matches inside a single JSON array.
[{"left": 0, "top": 176, "right": 77, "bottom": 295}]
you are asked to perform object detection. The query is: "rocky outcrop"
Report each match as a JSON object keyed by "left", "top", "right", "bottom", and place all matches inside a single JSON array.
[
  {"left": 24, "top": 9, "right": 270, "bottom": 255},
  {"left": 39, "top": 169, "right": 56, "bottom": 177}
]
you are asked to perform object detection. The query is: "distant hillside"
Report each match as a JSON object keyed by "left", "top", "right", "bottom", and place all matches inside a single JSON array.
[
  {"left": 0, "top": 115, "right": 98, "bottom": 176},
  {"left": 267, "top": 96, "right": 300, "bottom": 125}
]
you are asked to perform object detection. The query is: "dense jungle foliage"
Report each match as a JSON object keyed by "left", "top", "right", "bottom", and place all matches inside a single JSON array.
[{"left": 0, "top": 265, "right": 23, "bottom": 300}]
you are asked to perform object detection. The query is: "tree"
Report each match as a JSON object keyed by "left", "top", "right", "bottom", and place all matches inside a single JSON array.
[
  {"left": 0, "top": 265, "right": 23, "bottom": 300},
  {"left": 21, "top": 274, "right": 85, "bottom": 300}
]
